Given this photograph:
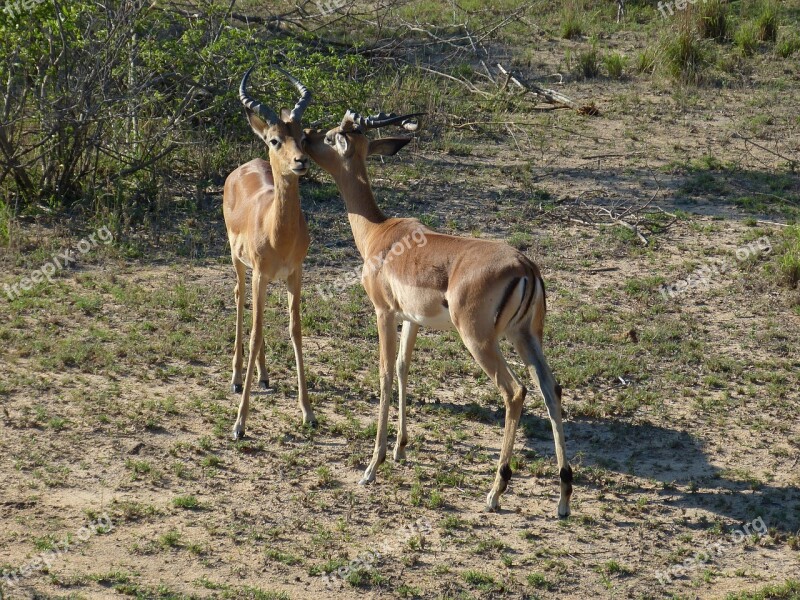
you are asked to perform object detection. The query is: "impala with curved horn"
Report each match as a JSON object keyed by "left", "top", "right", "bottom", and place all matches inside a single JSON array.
[
  {"left": 223, "top": 65, "right": 315, "bottom": 438},
  {"left": 301, "top": 109, "right": 573, "bottom": 517}
]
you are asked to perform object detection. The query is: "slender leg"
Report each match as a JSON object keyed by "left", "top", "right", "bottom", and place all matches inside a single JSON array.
[
  {"left": 257, "top": 337, "right": 269, "bottom": 390},
  {"left": 287, "top": 268, "right": 315, "bottom": 426},
  {"left": 394, "top": 320, "right": 419, "bottom": 461},
  {"left": 231, "top": 257, "right": 246, "bottom": 394},
  {"left": 233, "top": 270, "right": 268, "bottom": 440},
  {"left": 359, "top": 311, "right": 397, "bottom": 484},
  {"left": 461, "top": 332, "right": 526, "bottom": 511},
  {"left": 511, "top": 333, "right": 572, "bottom": 518}
]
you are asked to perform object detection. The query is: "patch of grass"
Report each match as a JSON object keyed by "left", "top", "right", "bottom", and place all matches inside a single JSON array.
[
  {"left": 598, "top": 560, "right": 632, "bottom": 575},
  {"left": 265, "top": 548, "right": 301, "bottom": 566},
  {"left": 735, "top": 21, "right": 760, "bottom": 56},
  {"left": 662, "top": 25, "right": 712, "bottom": 84},
  {"left": 577, "top": 43, "right": 600, "bottom": 79},
  {"left": 697, "top": 0, "right": 728, "bottom": 40},
  {"left": 775, "top": 225, "right": 800, "bottom": 288},
  {"left": 724, "top": 579, "right": 800, "bottom": 599},
  {"left": 755, "top": 2, "right": 778, "bottom": 42},
  {"left": 560, "top": 3, "right": 583, "bottom": 39},
  {"left": 776, "top": 31, "right": 800, "bottom": 57},
  {"left": 315, "top": 465, "right": 336, "bottom": 488},
  {"left": 158, "top": 530, "right": 181, "bottom": 549},
  {"left": 604, "top": 52, "right": 626, "bottom": 78},
  {"left": 463, "top": 570, "right": 500, "bottom": 591},
  {"left": 346, "top": 566, "right": 385, "bottom": 588},
  {"left": 634, "top": 46, "right": 657, "bottom": 74},
  {"left": 527, "top": 572, "right": 553, "bottom": 590},
  {"left": 172, "top": 495, "right": 200, "bottom": 509}
]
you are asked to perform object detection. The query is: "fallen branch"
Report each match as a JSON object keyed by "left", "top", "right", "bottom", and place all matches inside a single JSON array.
[{"left": 495, "top": 63, "right": 598, "bottom": 114}]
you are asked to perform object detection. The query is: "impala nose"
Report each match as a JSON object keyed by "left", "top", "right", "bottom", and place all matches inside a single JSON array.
[{"left": 292, "top": 157, "right": 309, "bottom": 174}]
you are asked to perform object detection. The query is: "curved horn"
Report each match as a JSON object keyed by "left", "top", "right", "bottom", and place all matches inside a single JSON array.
[
  {"left": 273, "top": 66, "right": 312, "bottom": 122},
  {"left": 341, "top": 110, "right": 425, "bottom": 131},
  {"left": 239, "top": 65, "right": 280, "bottom": 125}
]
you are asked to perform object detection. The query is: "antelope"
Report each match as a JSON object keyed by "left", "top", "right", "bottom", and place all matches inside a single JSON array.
[
  {"left": 301, "top": 110, "right": 573, "bottom": 517},
  {"left": 223, "top": 65, "right": 315, "bottom": 439}
]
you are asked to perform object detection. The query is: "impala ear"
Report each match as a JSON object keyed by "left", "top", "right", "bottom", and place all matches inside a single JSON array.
[
  {"left": 334, "top": 132, "right": 350, "bottom": 155},
  {"left": 368, "top": 137, "right": 412, "bottom": 157},
  {"left": 280, "top": 108, "right": 292, "bottom": 122},
  {"left": 245, "top": 108, "right": 270, "bottom": 142}
]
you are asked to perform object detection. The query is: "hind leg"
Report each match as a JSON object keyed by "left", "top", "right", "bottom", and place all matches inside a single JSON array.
[
  {"left": 394, "top": 320, "right": 418, "bottom": 461},
  {"left": 510, "top": 331, "right": 572, "bottom": 518},
  {"left": 458, "top": 323, "right": 527, "bottom": 511}
]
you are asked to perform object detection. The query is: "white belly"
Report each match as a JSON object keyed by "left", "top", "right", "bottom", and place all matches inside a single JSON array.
[{"left": 397, "top": 306, "right": 454, "bottom": 330}]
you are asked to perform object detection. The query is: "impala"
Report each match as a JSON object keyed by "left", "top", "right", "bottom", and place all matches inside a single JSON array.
[
  {"left": 302, "top": 110, "right": 573, "bottom": 517},
  {"left": 223, "top": 65, "right": 315, "bottom": 439}
]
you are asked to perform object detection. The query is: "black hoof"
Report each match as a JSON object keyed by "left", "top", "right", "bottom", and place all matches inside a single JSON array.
[
  {"left": 232, "top": 383, "right": 243, "bottom": 394},
  {"left": 258, "top": 380, "right": 269, "bottom": 390},
  {"left": 233, "top": 429, "right": 246, "bottom": 440}
]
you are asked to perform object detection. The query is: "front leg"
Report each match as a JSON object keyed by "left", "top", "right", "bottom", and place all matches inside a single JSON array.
[
  {"left": 359, "top": 311, "right": 397, "bottom": 485},
  {"left": 233, "top": 271, "right": 268, "bottom": 440},
  {"left": 287, "top": 269, "right": 315, "bottom": 426}
]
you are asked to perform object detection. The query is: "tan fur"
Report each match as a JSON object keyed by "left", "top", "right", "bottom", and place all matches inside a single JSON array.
[
  {"left": 224, "top": 115, "right": 315, "bottom": 439},
  {"left": 303, "top": 125, "right": 572, "bottom": 516}
]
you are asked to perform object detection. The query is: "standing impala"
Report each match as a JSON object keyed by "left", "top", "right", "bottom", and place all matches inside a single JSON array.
[
  {"left": 223, "top": 66, "right": 316, "bottom": 439},
  {"left": 302, "top": 111, "right": 573, "bottom": 517}
]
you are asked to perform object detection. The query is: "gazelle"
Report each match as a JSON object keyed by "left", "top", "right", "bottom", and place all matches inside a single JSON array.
[
  {"left": 223, "top": 66, "right": 316, "bottom": 439},
  {"left": 302, "top": 110, "right": 573, "bottom": 517}
]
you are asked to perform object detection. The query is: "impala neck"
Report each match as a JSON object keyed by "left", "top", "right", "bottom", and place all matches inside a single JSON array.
[
  {"left": 269, "top": 166, "right": 301, "bottom": 242},
  {"left": 335, "top": 161, "right": 387, "bottom": 259}
]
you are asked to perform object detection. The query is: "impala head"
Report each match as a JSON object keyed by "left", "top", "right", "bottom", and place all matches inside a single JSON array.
[
  {"left": 303, "top": 109, "right": 423, "bottom": 176},
  {"left": 240, "top": 65, "right": 312, "bottom": 176}
]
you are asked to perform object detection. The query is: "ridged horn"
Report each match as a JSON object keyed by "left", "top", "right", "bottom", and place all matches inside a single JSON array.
[
  {"left": 340, "top": 110, "right": 424, "bottom": 131},
  {"left": 273, "top": 66, "right": 312, "bottom": 122},
  {"left": 239, "top": 65, "right": 280, "bottom": 125}
]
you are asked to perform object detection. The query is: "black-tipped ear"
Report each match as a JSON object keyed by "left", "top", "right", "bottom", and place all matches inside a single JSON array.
[
  {"left": 368, "top": 137, "right": 412, "bottom": 157},
  {"left": 245, "top": 108, "right": 270, "bottom": 142}
]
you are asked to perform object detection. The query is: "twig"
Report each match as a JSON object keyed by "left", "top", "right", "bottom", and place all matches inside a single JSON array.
[
  {"left": 732, "top": 132, "right": 798, "bottom": 171},
  {"left": 417, "top": 67, "right": 491, "bottom": 97}
]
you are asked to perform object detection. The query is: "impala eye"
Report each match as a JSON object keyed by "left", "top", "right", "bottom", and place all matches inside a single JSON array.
[{"left": 269, "top": 138, "right": 281, "bottom": 148}]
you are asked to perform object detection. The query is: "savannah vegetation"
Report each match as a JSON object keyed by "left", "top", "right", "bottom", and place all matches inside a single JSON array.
[{"left": 1, "top": 0, "right": 799, "bottom": 598}]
